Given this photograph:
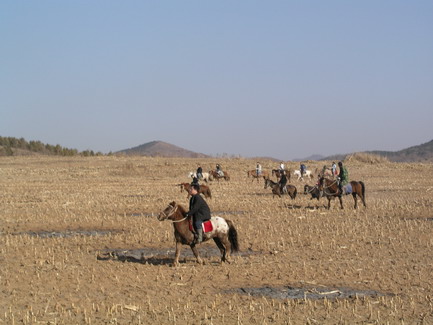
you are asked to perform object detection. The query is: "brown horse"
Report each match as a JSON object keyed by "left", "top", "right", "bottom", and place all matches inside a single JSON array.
[
  {"left": 158, "top": 201, "right": 239, "bottom": 266},
  {"left": 318, "top": 177, "right": 366, "bottom": 209},
  {"left": 272, "top": 169, "right": 291, "bottom": 182},
  {"left": 209, "top": 170, "right": 230, "bottom": 181},
  {"left": 247, "top": 169, "right": 270, "bottom": 182},
  {"left": 178, "top": 183, "right": 212, "bottom": 199},
  {"left": 264, "top": 178, "right": 297, "bottom": 199},
  {"left": 304, "top": 184, "right": 321, "bottom": 201}
]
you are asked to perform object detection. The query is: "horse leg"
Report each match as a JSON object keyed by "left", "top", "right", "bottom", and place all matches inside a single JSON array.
[
  {"left": 213, "top": 237, "right": 227, "bottom": 263},
  {"left": 361, "top": 194, "right": 367, "bottom": 207},
  {"left": 220, "top": 236, "right": 232, "bottom": 263},
  {"left": 173, "top": 241, "right": 182, "bottom": 267},
  {"left": 327, "top": 197, "right": 331, "bottom": 209},
  {"left": 338, "top": 196, "right": 344, "bottom": 209},
  {"left": 352, "top": 193, "right": 358, "bottom": 209},
  {"left": 360, "top": 182, "right": 367, "bottom": 207},
  {"left": 190, "top": 244, "right": 203, "bottom": 265}
]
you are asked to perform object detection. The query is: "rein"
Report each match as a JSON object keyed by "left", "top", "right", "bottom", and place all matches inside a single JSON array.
[
  {"left": 321, "top": 179, "right": 340, "bottom": 196},
  {"left": 172, "top": 216, "right": 188, "bottom": 223},
  {"left": 163, "top": 204, "right": 189, "bottom": 223},
  {"left": 323, "top": 180, "right": 337, "bottom": 188}
]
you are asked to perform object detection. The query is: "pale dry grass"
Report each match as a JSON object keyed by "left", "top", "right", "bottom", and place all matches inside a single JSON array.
[
  {"left": 0, "top": 156, "right": 432, "bottom": 324},
  {"left": 345, "top": 152, "right": 390, "bottom": 164}
]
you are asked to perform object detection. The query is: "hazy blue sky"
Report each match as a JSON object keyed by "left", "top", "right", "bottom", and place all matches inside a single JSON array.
[{"left": 1, "top": 1, "right": 432, "bottom": 160}]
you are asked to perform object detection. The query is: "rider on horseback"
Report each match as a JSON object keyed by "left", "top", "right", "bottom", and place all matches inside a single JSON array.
[
  {"left": 256, "top": 162, "right": 262, "bottom": 177},
  {"left": 337, "top": 161, "right": 349, "bottom": 194},
  {"left": 300, "top": 163, "right": 306, "bottom": 178},
  {"left": 186, "top": 183, "right": 211, "bottom": 244},
  {"left": 279, "top": 170, "right": 288, "bottom": 194},
  {"left": 332, "top": 162, "right": 337, "bottom": 176},
  {"left": 196, "top": 164, "right": 203, "bottom": 180},
  {"left": 216, "top": 164, "right": 223, "bottom": 177}
]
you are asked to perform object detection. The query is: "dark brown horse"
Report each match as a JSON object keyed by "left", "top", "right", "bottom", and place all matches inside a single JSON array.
[
  {"left": 272, "top": 169, "right": 291, "bottom": 182},
  {"left": 247, "top": 169, "right": 270, "bottom": 182},
  {"left": 264, "top": 178, "right": 297, "bottom": 199},
  {"left": 158, "top": 201, "right": 239, "bottom": 266},
  {"left": 318, "top": 177, "right": 366, "bottom": 209},
  {"left": 178, "top": 183, "right": 212, "bottom": 199},
  {"left": 209, "top": 170, "right": 230, "bottom": 181},
  {"left": 304, "top": 184, "right": 321, "bottom": 201}
]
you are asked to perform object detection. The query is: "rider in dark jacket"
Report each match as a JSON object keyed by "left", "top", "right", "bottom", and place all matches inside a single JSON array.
[
  {"left": 279, "top": 171, "right": 288, "bottom": 194},
  {"left": 300, "top": 163, "right": 306, "bottom": 177},
  {"left": 186, "top": 184, "right": 211, "bottom": 244},
  {"left": 196, "top": 165, "right": 203, "bottom": 179}
]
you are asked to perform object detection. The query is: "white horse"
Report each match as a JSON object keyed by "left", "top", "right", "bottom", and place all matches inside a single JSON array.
[
  {"left": 293, "top": 169, "right": 314, "bottom": 180},
  {"left": 188, "top": 171, "right": 211, "bottom": 182}
]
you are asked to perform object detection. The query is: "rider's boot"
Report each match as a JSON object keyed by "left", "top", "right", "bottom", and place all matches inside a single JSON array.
[{"left": 195, "top": 228, "right": 203, "bottom": 244}]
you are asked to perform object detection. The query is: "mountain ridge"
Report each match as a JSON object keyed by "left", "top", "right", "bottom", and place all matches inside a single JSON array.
[
  {"left": 320, "top": 139, "right": 433, "bottom": 162},
  {"left": 116, "top": 140, "right": 210, "bottom": 158}
]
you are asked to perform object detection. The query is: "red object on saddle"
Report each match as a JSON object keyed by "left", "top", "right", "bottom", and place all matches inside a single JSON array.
[{"left": 189, "top": 219, "right": 213, "bottom": 233}]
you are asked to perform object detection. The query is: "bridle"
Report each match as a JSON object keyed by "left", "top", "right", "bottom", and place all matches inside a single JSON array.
[
  {"left": 320, "top": 179, "right": 339, "bottom": 196},
  {"left": 160, "top": 204, "right": 188, "bottom": 223}
]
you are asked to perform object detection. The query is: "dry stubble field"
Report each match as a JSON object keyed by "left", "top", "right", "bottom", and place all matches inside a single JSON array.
[{"left": 1, "top": 156, "right": 432, "bottom": 324}]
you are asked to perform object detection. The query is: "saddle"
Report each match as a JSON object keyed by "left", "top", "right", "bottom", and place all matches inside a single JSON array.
[
  {"left": 188, "top": 219, "right": 214, "bottom": 233},
  {"left": 342, "top": 184, "right": 352, "bottom": 195}
]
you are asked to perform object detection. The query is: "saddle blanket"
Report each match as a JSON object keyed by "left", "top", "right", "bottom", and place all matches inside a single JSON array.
[
  {"left": 343, "top": 184, "right": 352, "bottom": 195},
  {"left": 189, "top": 220, "right": 214, "bottom": 233}
]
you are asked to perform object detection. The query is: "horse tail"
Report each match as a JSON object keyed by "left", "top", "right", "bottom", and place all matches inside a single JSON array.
[
  {"left": 360, "top": 181, "right": 365, "bottom": 198},
  {"left": 226, "top": 219, "right": 239, "bottom": 252},
  {"left": 293, "top": 187, "right": 297, "bottom": 199}
]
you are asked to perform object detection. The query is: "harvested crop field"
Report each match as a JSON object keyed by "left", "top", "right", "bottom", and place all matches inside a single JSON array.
[{"left": 1, "top": 156, "right": 432, "bottom": 324}]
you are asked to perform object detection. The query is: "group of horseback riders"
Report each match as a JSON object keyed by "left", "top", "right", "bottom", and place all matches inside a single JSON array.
[
  {"left": 258, "top": 160, "right": 349, "bottom": 195},
  {"left": 186, "top": 160, "right": 349, "bottom": 244}
]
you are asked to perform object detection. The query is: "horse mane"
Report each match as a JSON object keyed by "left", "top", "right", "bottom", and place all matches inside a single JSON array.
[
  {"left": 171, "top": 201, "right": 187, "bottom": 216},
  {"left": 177, "top": 203, "right": 187, "bottom": 216}
]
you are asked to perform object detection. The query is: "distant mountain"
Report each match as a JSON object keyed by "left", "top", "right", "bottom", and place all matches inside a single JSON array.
[
  {"left": 322, "top": 139, "right": 433, "bottom": 163},
  {"left": 116, "top": 141, "right": 210, "bottom": 158},
  {"left": 366, "top": 139, "right": 433, "bottom": 162}
]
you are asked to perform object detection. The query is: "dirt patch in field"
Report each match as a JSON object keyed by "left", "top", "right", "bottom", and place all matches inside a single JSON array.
[
  {"left": 19, "top": 229, "right": 119, "bottom": 238},
  {"left": 229, "top": 285, "right": 391, "bottom": 300},
  {"left": 97, "top": 246, "right": 262, "bottom": 265}
]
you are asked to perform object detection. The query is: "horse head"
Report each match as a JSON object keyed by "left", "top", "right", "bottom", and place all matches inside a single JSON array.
[
  {"left": 178, "top": 183, "right": 190, "bottom": 192},
  {"left": 158, "top": 201, "right": 178, "bottom": 221},
  {"left": 317, "top": 177, "right": 325, "bottom": 190},
  {"left": 263, "top": 177, "right": 274, "bottom": 189}
]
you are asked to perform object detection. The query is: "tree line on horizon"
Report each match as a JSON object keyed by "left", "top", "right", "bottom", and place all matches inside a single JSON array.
[{"left": 0, "top": 136, "right": 106, "bottom": 157}]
